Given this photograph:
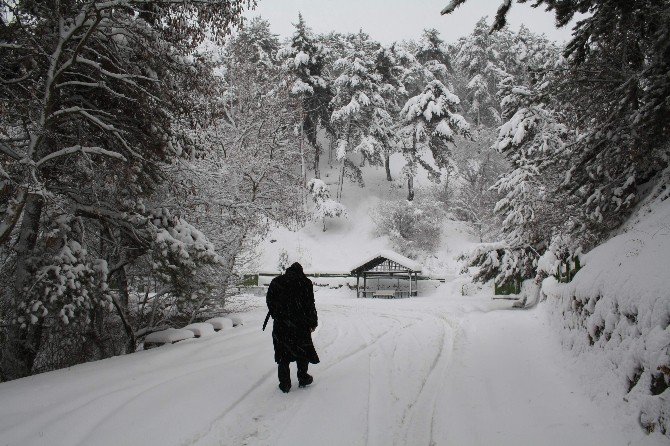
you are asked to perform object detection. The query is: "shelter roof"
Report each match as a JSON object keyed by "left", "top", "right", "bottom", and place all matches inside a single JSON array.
[{"left": 350, "top": 250, "right": 422, "bottom": 275}]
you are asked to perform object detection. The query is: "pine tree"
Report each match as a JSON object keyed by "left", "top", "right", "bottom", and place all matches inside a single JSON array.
[
  {"left": 416, "top": 29, "right": 452, "bottom": 80},
  {"left": 444, "top": 0, "right": 670, "bottom": 242},
  {"left": 400, "top": 80, "right": 470, "bottom": 201},
  {"left": 276, "top": 14, "right": 333, "bottom": 180},
  {"left": 330, "top": 30, "right": 387, "bottom": 200},
  {"left": 373, "top": 44, "right": 412, "bottom": 181},
  {"left": 455, "top": 18, "right": 509, "bottom": 127}
]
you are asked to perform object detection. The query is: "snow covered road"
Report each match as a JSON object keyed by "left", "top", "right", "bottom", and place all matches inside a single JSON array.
[{"left": 0, "top": 290, "right": 662, "bottom": 446}]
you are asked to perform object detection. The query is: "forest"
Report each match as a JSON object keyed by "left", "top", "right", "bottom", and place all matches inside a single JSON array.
[{"left": 0, "top": 0, "right": 668, "bottom": 412}]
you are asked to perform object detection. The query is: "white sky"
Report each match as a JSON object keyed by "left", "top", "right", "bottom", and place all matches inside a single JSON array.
[{"left": 245, "top": 0, "right": 576, "bottom": 45}]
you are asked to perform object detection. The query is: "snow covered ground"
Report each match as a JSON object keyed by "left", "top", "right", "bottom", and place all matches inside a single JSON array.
[{"left": 1, "top": 286, "right": 663, "bottom": 446}]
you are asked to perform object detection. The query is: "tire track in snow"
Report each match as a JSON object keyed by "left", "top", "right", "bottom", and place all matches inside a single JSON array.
[
  {"left": 187, "top": 313, "right": 357, "bottom": 445},
  {"left": 182, "top": 368, "right": 277, "bottom": 446},
  {"left": 4, "top": 340, "right": 270, "bottom": 446},
  {"left": 395, "top": 314, "right": 453, "bottom": 446}
]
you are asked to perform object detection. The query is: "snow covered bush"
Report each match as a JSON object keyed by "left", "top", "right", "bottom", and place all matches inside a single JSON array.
[
  {"left": 372, "top": 197, "right": 443, "bottom": 258},
  {"left": 307, "top": 179, "right": 347, "bottom": 231},
  {"left": 536, "top": 234, "right": 582, "bottom": 283}
]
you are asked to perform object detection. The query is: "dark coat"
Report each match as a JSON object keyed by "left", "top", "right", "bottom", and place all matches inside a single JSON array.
[{"left": 266, "top": 263, "right": 320, "bottom": 364}]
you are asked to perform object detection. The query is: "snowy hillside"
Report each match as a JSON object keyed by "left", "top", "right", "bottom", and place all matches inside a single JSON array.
[
  {"left": 254, "top": 152, "right": 478, "bottom": 277},
  {"left": 542, "top": 190, "right": 670, "bottom": 437}
]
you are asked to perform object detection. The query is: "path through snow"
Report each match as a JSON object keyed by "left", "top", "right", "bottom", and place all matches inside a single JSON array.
[{"left": 0, "top": 290, "right": 661, "bottom": 446}]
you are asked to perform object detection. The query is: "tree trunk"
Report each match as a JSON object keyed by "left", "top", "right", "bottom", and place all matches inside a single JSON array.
[
  {"left": 328, "top": 138, "right": 333, "bottom": 164},
  {"left": 337, "top": 120, "right": 352, "bottom": 202},
  {"left": 3, "top": 193, "right": 44, "bottom": 379},
  {"left": 407, "top": 134, "right": 416, "bottom": 201},
  {"left": 385, "top": 153, "right": 392, "bottom": 181},
  {"left": 101, "top": 225, "right": 136, "bottom": 353},
  {"left": 115, "top": 266, "right": 136, "bottom": 353},
  {"left": 314, "top": 143, "right": 321, "bottom": 179},
  {"left": 14, "top": 194, "right": 42, "bottom": 295},
  {"left": 337, "top": 163, "right": 345, "bottom": 202},
  {"left": 0, "top": 186, "right": 28, "bottom": 245}
]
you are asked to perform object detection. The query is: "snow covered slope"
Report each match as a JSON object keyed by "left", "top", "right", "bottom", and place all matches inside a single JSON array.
[
  {"left": 543, "top": 193, "right": 670, "bottom": 438},
  {"left": 254, "top": 152, "right": 478, "bottom": 277}
]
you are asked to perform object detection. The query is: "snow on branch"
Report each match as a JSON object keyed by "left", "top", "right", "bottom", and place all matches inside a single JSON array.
[
  {"left": 35, "top": 146, "right": 127, "bottom": 167},
  {"left": 441, "top": 0, "right": 468, "bottom": 15}
]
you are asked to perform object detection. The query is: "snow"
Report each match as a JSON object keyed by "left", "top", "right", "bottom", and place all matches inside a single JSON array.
[
  {"left": 294, "top": 51, "right": 309, "bottom": 66},
  {"left": 183, "top": 322, "right": 216, "bottom": 338},
  {"left": 144, "top": 328, "right": 195, "bottom": 344},
  {"left": 541, "top": 195, "right": 670, "bottom": 436},
  {"left": 291, "top": 79, "right": 314, "bottom": 95},
  {"left": 0, "top": 290, "right": 662, "bottom": 446},
  {"left": 437, "top": 304, "right": 653, "bottom": 445},
  {"left": 206, "top": 317, "right": 234, "bottom": 331},
  {"left": 254, "top": 145, "right": 478, "bottom": 278},
  {"left": 350, "top": 249, "right": 422, "bottom": 273},
  {"left": 229, "top": 315, "right": 244, "bottom": 326}
]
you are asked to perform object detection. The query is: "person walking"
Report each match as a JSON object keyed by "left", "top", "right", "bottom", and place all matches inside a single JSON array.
[{"left": 264, "top": 262, "right": 319, "bottom": 393}]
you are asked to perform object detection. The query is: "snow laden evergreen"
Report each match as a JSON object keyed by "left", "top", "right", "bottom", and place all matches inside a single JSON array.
[
  {"left": 415, "top": 29, "right": 451, "bottom": 82},
  {"left": 451, "top": 132, "right": 506, "bottom": 243},
  {"left": 276, "top": 14, "right": 333, "bottom": 179},
  {"left": 467, "top": 74, "right": 575, "bottom": 287},
  {"left": 372, "top": 44, "right": 415, "bottom": 182},
  {"left": 330, "top": 31, "right": 390, "bottom": 200},
  {"left": 454, "top": 18, "right": 557, "bottom": 129},
  {"left": 446, "top": 0, "right": 670, "bottom": 249},
  {"left": 307, "top": 179, "right": 347, "bottom": 231},
  {"left": 228, "top": 17, "right": 281, "bottom": 73},
  {"left": 455, "top": 18, "right": 507, "bottom": 127},
  {"left": 400, "top": 80, "right": 469, "bottom": 201}
]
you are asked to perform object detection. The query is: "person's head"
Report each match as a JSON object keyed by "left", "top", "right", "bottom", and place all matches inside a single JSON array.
[{"left": 286, "top": 262, "right": 303, "bottom": 274}]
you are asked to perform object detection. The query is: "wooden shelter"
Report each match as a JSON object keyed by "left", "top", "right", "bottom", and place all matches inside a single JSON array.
[{"left": 350, "top": 251, "right": 422, "bottom": 298}]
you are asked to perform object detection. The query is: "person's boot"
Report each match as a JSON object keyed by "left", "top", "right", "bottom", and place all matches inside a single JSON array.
[
  {"left": 278, "top": 361, "right": 291, "bottom": 393},
  {"left": 297, "top": 360, "right": 313, "bottom": 387},
  {"left": 298, "top": 374, "right": 313, "bottom": 388}
]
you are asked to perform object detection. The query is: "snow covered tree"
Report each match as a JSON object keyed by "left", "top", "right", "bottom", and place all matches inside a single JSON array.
[
  {"left": 453, "top": 18, "right": 510, "bottom": 127},
  {"left": 372, "top": 44, "right": 416, "bottom": 182},
  {"left": 276, "top": 14, "right": 333, "bottom": 179},
  {"left": 176, "top": 25, "right": 306, "bottom": 318},
  {"left": 330, "top": 30, "right": 389, "bottom": 199},
  {"left": 451, "top": 129, "right": 506, "bottom": 242},
  {"left": 400, "top": 80, "right": 470, "bottom": 201},
  {"left": 229, "top": 17, "right": 280, "bottom": 70},
  {"left": 463, "top": 74, "right": 576, "bottom": 287},
  {"left": 415, "top": 29, "right": 451, "bottom": 80},
  {"left": 307, "top": 179, "right": 347, "bottom": 231},
  {"left": 0, "top": 0, "right": 252, "bottom": 380},
  {"left": 444, "top": 0, "right": 670, "bottom": 243}
]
